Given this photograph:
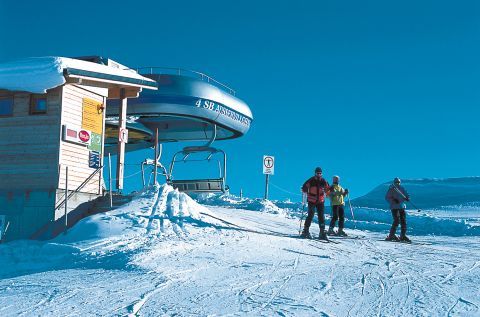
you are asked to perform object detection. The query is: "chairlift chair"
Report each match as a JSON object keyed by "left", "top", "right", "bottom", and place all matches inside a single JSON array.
[
  {"left": 167, "top": 145, "right": 228, "bottom": 193},
  {"left": 141, "top": 143, "right": 168, "bottom": 187}
]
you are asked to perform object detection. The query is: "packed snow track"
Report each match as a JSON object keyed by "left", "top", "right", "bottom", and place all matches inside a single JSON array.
[{"left": 0, "top": 185, "right": 478, "bottom": 316}]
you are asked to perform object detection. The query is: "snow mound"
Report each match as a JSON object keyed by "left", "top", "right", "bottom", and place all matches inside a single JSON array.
[
  {"left": 0, "top": 184, "right": 223, "bottom": 278},
  {"left": 192, "top": 192, "right": 292, "bottom": 216},
  {"left": 352, "top": 177, "right": 480, "bottom": 209}
]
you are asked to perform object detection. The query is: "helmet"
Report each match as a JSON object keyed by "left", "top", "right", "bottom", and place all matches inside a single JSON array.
[
  {"left": 314, "top": 167, "right": 322, "bottom": 174},
  {"left": 394, "top": 177, "right": 401, "bottom": 184},
  {"left": 333, "top": 175, "right": 340, "bottom": 182}
]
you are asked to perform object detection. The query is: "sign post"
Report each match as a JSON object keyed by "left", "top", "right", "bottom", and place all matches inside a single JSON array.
[
  {"left": 263, "top": 155, "right": 275, "bottom": 200},
  {"left": 116, "top": 88, "right": 127, "bottom": 192},
  {"left": 64, "top": 166, "right": 68, "bottom": 235},
  {"left": 154, "top": 128, "right": 158, "bottom": 185},
  {"left": 108, "top": 153, "right": 113, "bottom": 208}
]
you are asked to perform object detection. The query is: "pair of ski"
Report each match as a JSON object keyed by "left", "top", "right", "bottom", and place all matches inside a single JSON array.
[
  {"left": 380, "top": 239, "right": 431, "bottom": 246},
  {"left": 292, "top": 235, "right": 340, "bottom": 244},
  {"left": 297, "top": 234, "right": 365, "bottom": 243},
  {"left": 328, "top": 234, "right": 365, "bottom": 240},
  {"left": 297, "top": 235, "right": 340, "bottom": 244}
]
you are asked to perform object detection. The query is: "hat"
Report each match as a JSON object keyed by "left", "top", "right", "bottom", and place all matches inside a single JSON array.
[
  {"left": 394, "top": 177, "right": 401, "bottom": 184},
  {"left": 333, "top": 175, "right": 340, "bottom": 181},
  {"left": 315, "top": 167, "right": 322, "bottom": 173}
]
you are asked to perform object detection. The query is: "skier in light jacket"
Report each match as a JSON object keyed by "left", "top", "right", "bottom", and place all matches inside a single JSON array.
[
  {"left": 385, "top": 177, "right": 411, "bottom": 242},
  {"left": 327, "top": 175, "right": 349, "bottom": 236}
]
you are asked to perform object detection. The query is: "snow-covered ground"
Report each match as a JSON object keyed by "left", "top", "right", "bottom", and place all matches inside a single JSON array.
[{"left": 0, "top": 184, "right": 479, "bottom": 316}]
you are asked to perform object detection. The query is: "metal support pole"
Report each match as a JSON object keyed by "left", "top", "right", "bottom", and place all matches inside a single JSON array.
[
  {"left": 64, "top": 166, "right": 68, "bottom": 234},
  {"left": 240, "top": 188, "right": 243, "bottom": 199},
  {"left": 116, "top": 88, "right": 127, "bottom": 192},
  {"left": 154, "top": 128, "right": 158, "bottom": 185},
  {"left": 264, "top": 174, "right": 270, "bottom": 200},
  {"left": 108, "top": 153, "right": 113, "bottom": 208}
]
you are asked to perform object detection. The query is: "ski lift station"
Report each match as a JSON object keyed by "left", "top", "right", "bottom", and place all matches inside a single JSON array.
[{"left": 0, "top": 56, "right": 253, "bottom": 241}]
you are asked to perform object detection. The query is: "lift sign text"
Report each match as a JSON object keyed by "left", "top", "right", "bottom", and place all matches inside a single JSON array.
[{"left": 196, "top": 99, "right": 251, "bottom": 127}]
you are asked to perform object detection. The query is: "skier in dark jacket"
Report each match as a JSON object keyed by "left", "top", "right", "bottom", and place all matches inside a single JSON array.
[
  {"left": 385, "top": 177, "right": 411, "bottom": 242},
  {"left": 301, "top": 167, "right": 330, "bottom": 240}
]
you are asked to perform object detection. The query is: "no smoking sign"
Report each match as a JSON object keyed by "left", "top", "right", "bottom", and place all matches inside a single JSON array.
[{"left": 263, "top": 155, "right": 275, "bottom": 175}]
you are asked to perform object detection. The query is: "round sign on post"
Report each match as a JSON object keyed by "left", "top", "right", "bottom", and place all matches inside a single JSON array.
[
  {"left": 119, "top": 128, "right": 129, "bottom": 144},
  {"left": 263, "top": 155, "right": 275, "bottom": 175}
]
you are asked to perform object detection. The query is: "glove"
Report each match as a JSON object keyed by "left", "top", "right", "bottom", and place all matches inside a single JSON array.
[
  {"left": 405, "top": 197, "right": 410, "bottom": 201},
  {"left": 393, "top": 198, "right": 400, "bottom": 204}
]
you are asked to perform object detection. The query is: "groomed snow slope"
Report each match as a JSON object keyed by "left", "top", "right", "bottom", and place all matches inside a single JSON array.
[{"left": 0, "top": 185, "right": 479, "bottom": 316}]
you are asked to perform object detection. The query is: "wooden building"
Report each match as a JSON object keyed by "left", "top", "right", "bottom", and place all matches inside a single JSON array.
[{"left": 0, "top": 57, "right": 157, "bottom": 241}]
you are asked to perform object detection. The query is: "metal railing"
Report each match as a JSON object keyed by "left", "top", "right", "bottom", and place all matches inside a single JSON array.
[
  {"left": 135, "top": 67, "right": 236, "bottom": 96},
  {"left": 54, "top": 166, "right": 103, "bottom": 211}
]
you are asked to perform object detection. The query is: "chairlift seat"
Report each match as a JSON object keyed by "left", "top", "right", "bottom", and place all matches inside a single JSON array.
[{"left": 168, "top": 178, "right": 225, "bottom": 193}]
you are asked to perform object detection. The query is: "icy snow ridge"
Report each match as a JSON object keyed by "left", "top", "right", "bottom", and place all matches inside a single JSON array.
[{"left": 194, "top": 191, "right": 480, "bottom": 236}]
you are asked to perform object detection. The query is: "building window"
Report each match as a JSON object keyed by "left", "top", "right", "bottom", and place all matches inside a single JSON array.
[
  {"left": 30, "top": 95, "right": 47, "bottom": 114},
  {"left": 0, "top": 97, "right": 14, "bottom": 117}
]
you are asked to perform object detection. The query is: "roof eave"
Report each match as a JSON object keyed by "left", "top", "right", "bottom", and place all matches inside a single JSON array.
[{"left": 63, "top": 68, "right": 158, "bottom": 90}]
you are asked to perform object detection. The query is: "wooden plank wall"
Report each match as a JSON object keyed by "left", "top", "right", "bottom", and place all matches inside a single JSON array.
[
  {"left": 0, "top": 88, "right": 62, "bottom": 190},
  {"left": 58, "top": 85, "right": 105, "bottom": 194}
]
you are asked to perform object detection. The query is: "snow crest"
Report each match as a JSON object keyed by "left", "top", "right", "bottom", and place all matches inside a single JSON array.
[
  {"left": 0, "top": 57, "right": 65, "bottom": 93},
  {"left": 0, "top": 56, "right": 155, "bottom": 93},
  {"left": 193, "top": 192, "right": 480, "bottom": 237},
  {"left": 193, "top": 192, "right": 290, "bottom": 216}
]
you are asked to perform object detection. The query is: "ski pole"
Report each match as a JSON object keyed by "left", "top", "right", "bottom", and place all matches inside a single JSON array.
[
  {"left": 347, "top": 194, "right": 356, "bottom": 230},
  {"left": 392, "top": 186, "right": 421, "bottom": 212},
  {"left": 405, "top": 200, "right": 421, "bottom": 212},
  {"left": 299, "top": 192, "right": 306, "bottom": 234}
]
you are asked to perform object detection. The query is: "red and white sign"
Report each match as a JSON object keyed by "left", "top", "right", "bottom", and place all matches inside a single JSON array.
[
  {"left": 78, "top": 130, "right": 90, "bottom": 143},
  {"left": 62, "top": 125, "right": 91, "bottom": 146}
]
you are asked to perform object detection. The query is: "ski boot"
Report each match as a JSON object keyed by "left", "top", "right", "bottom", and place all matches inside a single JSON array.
[
  {"left": 385, "top": 234, "right": 400, "bottom": 242},
  {"left": 327, "top": 228, "right": 336, "bottom": 236},
  {"left": 337, "top": 229, "right": 348, "bottom": 237},
  {"left": 400, "top": 235, "right": 411, "bottom": 243},
  {"left": 318, "top": 232, "right": 329, "bottom": 241},
  {"left": 300, "top": 230, "right": 312, "bottom": 239}
]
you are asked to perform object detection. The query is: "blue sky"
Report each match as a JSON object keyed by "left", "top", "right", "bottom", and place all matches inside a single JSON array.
[{"left": 1, "top": 0, "right": 479, "bottom": 200}]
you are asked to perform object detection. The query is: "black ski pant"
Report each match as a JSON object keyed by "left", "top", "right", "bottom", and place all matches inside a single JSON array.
[
  {"left": 303, "top": 202, "right": 325, "bottom": 233},
  {"left": 389, "top": 209, "right": 407, "bottom": 237},
  {"left": 329, "top": 205, "right": 345, "bottom": 230}
]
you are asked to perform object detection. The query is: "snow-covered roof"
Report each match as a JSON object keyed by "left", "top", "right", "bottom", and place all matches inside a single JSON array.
[{"left": 0, "top": 56, "right": 157, "bottom": 94}]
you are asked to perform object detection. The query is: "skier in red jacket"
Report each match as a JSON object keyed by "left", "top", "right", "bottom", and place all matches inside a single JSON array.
[{"left": 301, "top": 167, "right": 330, "bottom": 240}]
